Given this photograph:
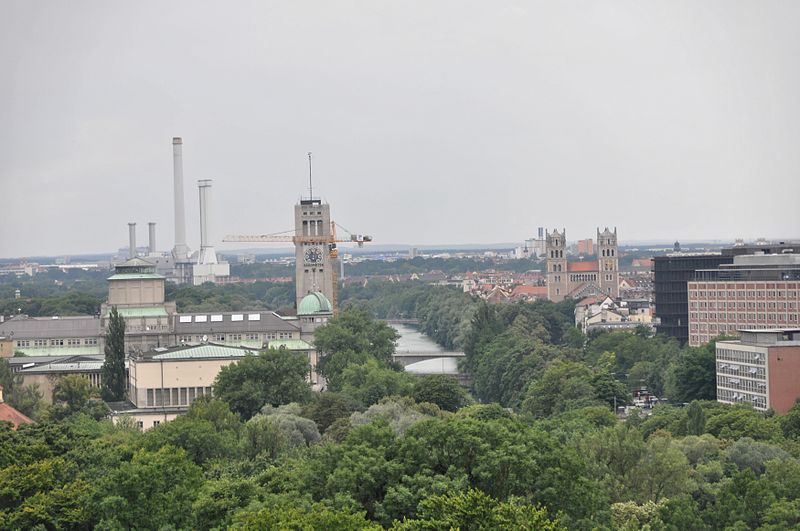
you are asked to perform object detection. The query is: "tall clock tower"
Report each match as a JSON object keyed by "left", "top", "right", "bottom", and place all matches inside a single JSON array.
[{"left": 294, "top": 198, "right": 334, "bottom": 310}]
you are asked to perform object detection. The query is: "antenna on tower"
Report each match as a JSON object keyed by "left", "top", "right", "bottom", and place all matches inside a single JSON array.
[{"left": 308, "top": 151, "right": 313, "bottom": 200}]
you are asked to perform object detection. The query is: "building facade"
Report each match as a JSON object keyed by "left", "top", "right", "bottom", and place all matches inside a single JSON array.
[
  {"left": 716, "top": 329, "right": 800, "bottom": 413},
  {"left": 653, "top": 253, "right": 733, "bottom": 344},
  {"left": 653, "top": 243, "right": 800, "bottom": 345},
  {"left": 688, "top": 254, "right": 800, "bottom": 346},
  {"left": 294, "top": 199, "right": 337, "bottom": 309},
  {"left": 546, "top": 227, "right": 619, "bottom": 302},
  {"left": 0, "top": 258, "right": 306, "bottom": 358}
]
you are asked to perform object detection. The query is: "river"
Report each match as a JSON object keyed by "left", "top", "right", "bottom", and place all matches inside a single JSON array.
[{"left": 390, "top": 323, "right": 463, "bottom": 356}]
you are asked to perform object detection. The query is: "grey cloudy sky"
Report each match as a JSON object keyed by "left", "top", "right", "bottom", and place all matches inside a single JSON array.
[{"left": 1, "top": 1, "right": 799, "bottom": 258}]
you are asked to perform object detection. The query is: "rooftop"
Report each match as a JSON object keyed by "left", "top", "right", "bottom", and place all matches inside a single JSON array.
[
  {"left": 268, "top": 339, "right": 313, "bottom": 351},
  {"left": 117, "top": 307, "right": 169, "bottom": 318},
  {"left": 148, "top": 343, "right": 255, "bottom": 360},
  {"left": 0, "top": 402, "right": 35, "bottom": 429},
  {"left": 298, "top": 291, "right": 333, "bottom": 315},
  {"left": 0, "top": 315, "right": 101, "bottom": 339},
  {"left": 724, "top": 328, "right": 800, "bottom": 347},
  {"left": 175, "top": 311, "right": 299, "bottom": 332},
  {"left": 107, "top": 273, "right": 165, "bottom": 281},
  {"left": 568, "top": 261, "right": 598, "bottom": 273}
]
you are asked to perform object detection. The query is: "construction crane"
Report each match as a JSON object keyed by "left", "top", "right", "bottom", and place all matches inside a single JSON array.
[{"left": 223, "top": 222, "right": 372, "bottom": 314}]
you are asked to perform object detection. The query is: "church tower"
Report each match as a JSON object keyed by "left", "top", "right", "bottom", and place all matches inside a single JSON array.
[
  {"left": 597, "top": 227, "right": 619, "bottom": 297},
  {"left": 546, "top": 229, "right": 568, "bottom": 302}
]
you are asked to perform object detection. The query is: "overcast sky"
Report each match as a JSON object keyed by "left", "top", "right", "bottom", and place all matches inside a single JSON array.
[{"left": 1, "top": 1, "right": 798, "bottom": 258}]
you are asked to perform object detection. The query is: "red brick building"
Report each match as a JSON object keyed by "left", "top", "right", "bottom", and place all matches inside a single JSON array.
[{"left": 688, "top": 254, "right": 800, "bottom": 346}]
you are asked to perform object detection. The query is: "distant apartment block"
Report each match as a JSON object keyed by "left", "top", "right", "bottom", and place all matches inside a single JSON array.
[
  {"left": 576, "top": 239, "right": 594, "bottom": 256},
  {"left": 716, "top": 329, "right": 800, "bottom": 413},
  {"left": 688, "top": 254, "right": 800, "bottom": 346}
]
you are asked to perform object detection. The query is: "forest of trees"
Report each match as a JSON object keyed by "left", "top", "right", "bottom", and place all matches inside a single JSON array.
[
  {"left": 340, "top": 282, "right": 717, "bottom": 406},
  {"left": 5, "top": 274, "right": 800, "bottom": 528},
  {"left": 4, "top": 300, "right": 800, "bottom": 528},
  {"left": 0, "top": 272, "right": 295, "bottom": 317}
]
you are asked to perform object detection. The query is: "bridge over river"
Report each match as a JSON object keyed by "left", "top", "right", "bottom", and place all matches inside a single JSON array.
[{"left": 386, "top": 323, "right": 468, "bottom": 384}]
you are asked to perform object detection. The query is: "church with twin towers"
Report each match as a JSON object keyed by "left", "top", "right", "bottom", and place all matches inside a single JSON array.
[{"left": 546, "top": 227, "right": 619, "bottom": 302}]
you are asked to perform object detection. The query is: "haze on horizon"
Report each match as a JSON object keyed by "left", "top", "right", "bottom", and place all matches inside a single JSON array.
[{"left": 1, "top": 1, "right": 799, "bottom": 259}]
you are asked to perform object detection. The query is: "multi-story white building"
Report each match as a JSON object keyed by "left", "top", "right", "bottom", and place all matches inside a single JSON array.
[{"left": 716, "top": 328, "right": 800, "bottom": 413}]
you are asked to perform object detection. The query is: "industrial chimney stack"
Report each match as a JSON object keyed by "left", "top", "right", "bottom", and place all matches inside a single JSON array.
[
  {"left": 172, "top": 137, "right": 190, "bottom": 262},
  {"left": 128, "top": 222, "right": 137, "bottom": 258},
  {"left": 197, "top": 179, "right": 218, "bottom": 265},
  {"left": 148, "top": 222, "right": 156, "bottom": 254}
]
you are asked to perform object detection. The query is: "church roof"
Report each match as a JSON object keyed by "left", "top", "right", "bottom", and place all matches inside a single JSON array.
[
  {"left": 297, "top": 292, "right": 333, "bottom": 315},
  {"left": 567, "top": 261, "right": 598, "bottom": 272},
  {"left": 568, "top": 282, "right": 607, "bottom": 299}
]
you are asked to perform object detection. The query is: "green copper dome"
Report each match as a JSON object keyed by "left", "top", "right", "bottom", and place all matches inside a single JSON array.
[{"left": 297, "top": 291, "right": 333, "bottom": 315}]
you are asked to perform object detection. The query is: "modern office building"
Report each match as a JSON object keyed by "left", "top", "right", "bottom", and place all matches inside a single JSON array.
[
  {"left": 654, "top": 243, "right": 799, "bottom": 344},
  {"left": 688, "top": 254, "right": 800, "bottom": 346},
  {"left": 716, "top": 328, "right": 800, "bottom": 413},
  {"left": 654, "top": 253, "right": 735, "bottom": 344}
]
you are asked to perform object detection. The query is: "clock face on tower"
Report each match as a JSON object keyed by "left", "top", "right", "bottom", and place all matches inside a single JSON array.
[{"left": 304, "top": 247, "right": 323, "bottom": 264}]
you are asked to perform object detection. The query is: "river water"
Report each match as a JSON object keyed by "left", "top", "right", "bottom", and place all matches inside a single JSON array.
[{"left": 390, "top": 323, "right": 463, "bottom": 356}]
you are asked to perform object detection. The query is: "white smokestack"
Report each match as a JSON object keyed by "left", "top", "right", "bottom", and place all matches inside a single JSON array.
[
  {"left": 128, "top": 222, "right": 137, "bottom": 258},
  {"left": 148, "top": 222, "right": 156, "bottom": 254},
  {"left": 172, "top": 137, "right": 189, "bottom": 261},
  {"left": 197, "top": 179, "right": 218, "bottom": 265}
]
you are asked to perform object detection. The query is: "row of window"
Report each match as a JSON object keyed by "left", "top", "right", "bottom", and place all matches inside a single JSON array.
[
  {"left": 692, "top": 301, "right": 798, "bottom": 310},
  {"left": 692, "top": 323, "right": 743, "bottom": 334},
  {"left": 144, "top": 386, "right": 212, "bottom": 407},
  {"left": 301, "top": 220, "right": 325, "bottom": 236},
  {"left": 717, "top": 364, "right": 765, "bottom": 378},
  {"left": 17, "top": 338, "right": 98, "bottom": 348},
  {"left": 691, "top": 312, "right": 799, "bottom": 322},
  {"left": 690, "top": 290, "right": 799, "bottom": 299},
  {"left": 129, "top": 325, "right": 170, "bottom": 332},
  {"left": 717, "top": 388, "right": 767, "bottom": 410},
  {"left": 177, "top": 332, "right": 295, "bottom": 343},
  {"left": 178, "top": 313, "right": 264, "bottom": 323},
  {"left": 717, "top": 348, "right": 765, "bottom": 364},
  {"left": 717, "top": 375, "right": 767, "bottom": 392}
]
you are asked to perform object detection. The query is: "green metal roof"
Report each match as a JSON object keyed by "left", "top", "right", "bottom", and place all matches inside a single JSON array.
[
  {"left": 297, "top": 291, "right": 333, "bottom": 315},
  {"left": 151, "top": 344, "right": 254, "bottom": 360},
  {"left": 269, "top": 339, "right": 313, "bottom": 350},
  {"left": 116, "top": 307, "right": 169, "bottom": 318},
  {"left": 16, "top": 346, "right": 102, "bottom": 357},
  {"left": 107, "top": 273, "right": 165, "bottom": 280}
]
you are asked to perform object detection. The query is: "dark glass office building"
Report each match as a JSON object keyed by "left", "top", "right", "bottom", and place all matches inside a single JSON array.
[{"left": 653, "top": 254, "right": 733, "bottom": 344}]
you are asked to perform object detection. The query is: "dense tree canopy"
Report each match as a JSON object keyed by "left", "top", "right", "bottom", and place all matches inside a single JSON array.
[
  {"left": 213, "top": 349, "right": 312, "bottom": 419},
  {"left": 4, "top": 280, "right": 800, "bottom": 529}
]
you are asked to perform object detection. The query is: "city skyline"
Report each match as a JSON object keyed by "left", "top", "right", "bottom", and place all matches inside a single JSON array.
[{"left": 2, "top": 2, "right": 799, "bottom": 257}]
